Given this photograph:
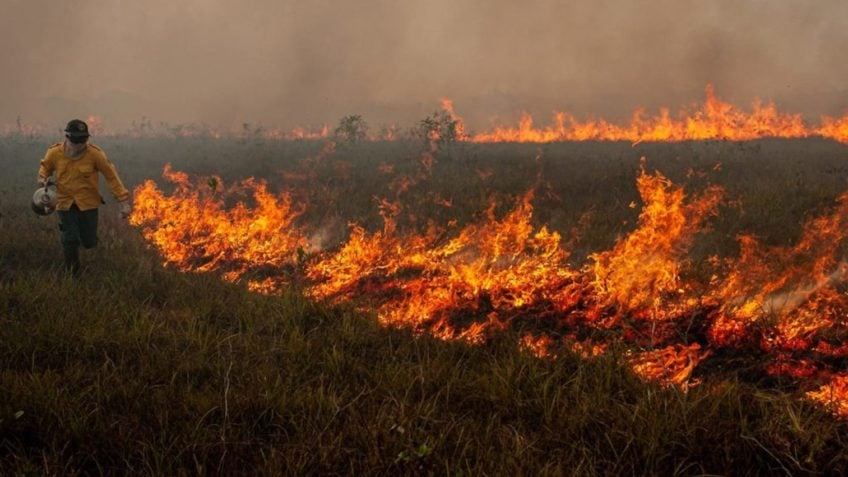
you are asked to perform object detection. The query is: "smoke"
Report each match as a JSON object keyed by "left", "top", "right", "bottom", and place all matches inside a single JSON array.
[
  {"left": 3, "top": 0, "right": 848, "bottom": 131},
  {"left": 761, "top": 263, "right": 848, "bottom": 316}
]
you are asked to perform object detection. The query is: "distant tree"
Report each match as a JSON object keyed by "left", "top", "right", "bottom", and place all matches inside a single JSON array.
[
  {"left": 418, "top": 110, "right": 463, "bottom": 147},
  {"left": 239, "top": 122, "right": 265, "bottom": 143},
  {"left": 334, "top": 115, "right": 369, "bottom": 143}
]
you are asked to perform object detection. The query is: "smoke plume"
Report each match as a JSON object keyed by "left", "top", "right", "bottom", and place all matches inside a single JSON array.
[{"left": 3, "top": 0, "right": 847, "bottom": 131}]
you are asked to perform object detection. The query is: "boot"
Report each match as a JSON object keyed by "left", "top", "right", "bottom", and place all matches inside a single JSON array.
[{"left": 63, "top": 245, "right": 81, "bottom": 277}]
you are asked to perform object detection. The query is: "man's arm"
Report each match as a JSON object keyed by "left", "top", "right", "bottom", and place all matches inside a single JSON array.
[
  {"left": 93, "top": 151, "right": 130, "bottom": 202},
  {"left": 37, "top": 151, "right": 55, "bottom": 185}
]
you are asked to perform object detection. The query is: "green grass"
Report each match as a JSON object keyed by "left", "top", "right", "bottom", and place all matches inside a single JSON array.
[{"left": 2, "top": 135, "right": 848, "bottom": 474}]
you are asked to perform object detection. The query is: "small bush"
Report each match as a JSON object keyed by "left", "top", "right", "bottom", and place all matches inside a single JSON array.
[{"left": 334, "top": 114, "right": 369, "bottom": 143}]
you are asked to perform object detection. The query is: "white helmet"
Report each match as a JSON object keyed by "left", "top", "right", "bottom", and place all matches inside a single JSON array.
[{"left": 32, "top": 183, "right": 58, "bottom": 216}]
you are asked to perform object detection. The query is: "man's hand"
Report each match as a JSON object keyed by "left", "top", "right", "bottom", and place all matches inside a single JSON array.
[{"left": 119, "top": 202, "right": 132, "bottom": 220}]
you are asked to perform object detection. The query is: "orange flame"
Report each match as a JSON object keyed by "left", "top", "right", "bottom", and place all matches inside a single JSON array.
[
  {"left": 591, "top": 163, "right": 723, "bottom": 315},
  {"left": 629, "top": 344, "right": 710, "bottom": 389},
  {"left": 289, "top": 125, "right": 330, "bottom": 140},
  {"left": 708, "top": 193, "right": 848, "bottom": 347},
  {"left": 365, "top": 191, "right": 578, "bottom": 342},
  {"left": 808, "top": 376, "right": 848, "bottom": 417},
  {"left": 9, "top": 84, "right": 848, "bottom": 144},
  {"left": 462, "top": 85, "right": 848, "bottom": 144},
  {"left": 132, "top": 159, "right": 848, "bottom": 416},
  {"left": 85, "top": 115, "right": 104, "bottom": 135},
  {"left": 130, "top": 164, "right": 308, "bottom": 291},
  {"left": 439, "top": 98, "right": 468, "bottom": 140}
]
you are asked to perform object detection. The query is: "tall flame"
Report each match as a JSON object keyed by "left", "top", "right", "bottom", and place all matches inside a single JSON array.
[{"left": 591, "top": 164, "right": 723, "bottom": 315}]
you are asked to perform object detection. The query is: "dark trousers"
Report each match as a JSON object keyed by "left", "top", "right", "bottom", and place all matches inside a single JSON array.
[{"left": 58, "top": 203, "right": 98, "bottom": 273}]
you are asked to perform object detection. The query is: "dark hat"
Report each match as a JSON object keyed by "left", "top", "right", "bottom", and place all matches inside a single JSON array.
[{"left": 64, "top": 119, "right": 90, "bottom": 138}]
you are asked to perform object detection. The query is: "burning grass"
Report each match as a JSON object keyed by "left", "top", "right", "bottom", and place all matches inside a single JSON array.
[
  {"left": 465, "top": 85, "right": 838, "bottom": 144},
  {"left": 4, "top": 135, "right": 848, "bottom": 473},
  {"left": 129, "top": 148, "right": 848, "bottom": 415},
  {"left": 2, "top": 245, "right": 847, "bottom": 474},
  {"left": 7, "top": 85, "right": 848, "bottom": 145}
]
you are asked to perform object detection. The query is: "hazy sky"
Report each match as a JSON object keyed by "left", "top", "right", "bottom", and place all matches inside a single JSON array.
[{"left": 3, "top": 0, "right": 847, "bottom": 131}]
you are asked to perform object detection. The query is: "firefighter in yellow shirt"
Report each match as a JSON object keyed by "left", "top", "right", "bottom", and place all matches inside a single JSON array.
[{"left": 37, "top": 119, "right": 131, "bottom": 275}]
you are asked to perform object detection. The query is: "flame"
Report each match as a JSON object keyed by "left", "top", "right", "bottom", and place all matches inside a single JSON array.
[
  {"left": 366, "top": 191, "right": 579, "bottom": 341},
  {"left": 591, "top": 163, "right": 723, "bottom": 315},
  {"left": 521, "top": 334, "right": 556, "bottom": 359},
  {"left": 305, "top": 191, "right": 564, "bottom": 341},
  {"left": 379, "top": 126, "right": 399, "bottom": 141},
  {"left": 8, "top": 84, "right": 847, "bottom": 143},
  {"left": 85, "top": 115, "right": 104, "bottom": 135},
  {"left": 628, "top": 344, "right": 710, "bottom": 389},
  {"left": 130, "top": 164, "right": 308, "bottom": 288},
  {"left": 439, "top": 98, "right": 468, "bottom": 140},
  {"left": 808, "top": 376, "right": 848, "bottom": 417},
  {"left": 289, "top": 125, "right": 330, "bottom": 140},
  {"left": 132, "top": 160, "right": 848, "bottom": 416},
  {"left": 818, "top": 115, "right": 848, "bottom": 143},
  {"left": 708, "top": 193, "right": 848, "bottom": 347},
  {"left": 462, "top": 85, "right": 848, "bottom": 144},
  {"left": 521, "top": 334, "right": 607, "bottom": 360}
]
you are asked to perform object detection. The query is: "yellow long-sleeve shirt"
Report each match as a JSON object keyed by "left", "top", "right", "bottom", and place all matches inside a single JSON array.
[{"left": 38, "top": 142, "right": 130, "bottom": 211}]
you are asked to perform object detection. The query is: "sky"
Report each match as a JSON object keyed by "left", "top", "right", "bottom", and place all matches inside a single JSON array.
[{"left": 2, "top": 0, "right": 847, "bottom": 132}]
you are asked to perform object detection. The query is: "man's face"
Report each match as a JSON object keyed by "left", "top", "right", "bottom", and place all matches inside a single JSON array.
[{"left": 65, "top": 134, "right": 88, "bottom": 145}]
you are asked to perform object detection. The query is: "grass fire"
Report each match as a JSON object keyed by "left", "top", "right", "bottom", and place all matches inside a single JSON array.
[
  {"left": 5, "top": 1, "right": 848, "bottom": 474},
  {"left": 128, "top": 148, "right": 848, "bottom": 412},
  {"left": 6, "top": 129, "right": 848, "bottom": 474}
]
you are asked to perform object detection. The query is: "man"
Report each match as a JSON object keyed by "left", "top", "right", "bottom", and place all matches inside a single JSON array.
[{"left": 37, "top": 119, "right": 131, "bottom": 275}]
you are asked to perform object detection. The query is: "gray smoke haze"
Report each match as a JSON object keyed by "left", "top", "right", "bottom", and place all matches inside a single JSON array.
[{"left": 3, "top": 0, "right": 848, "bottom": 132}]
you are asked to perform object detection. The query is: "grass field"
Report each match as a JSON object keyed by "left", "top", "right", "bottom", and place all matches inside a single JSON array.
[{"left": 2, "top": 134, "right": 848, "bottom": 474}]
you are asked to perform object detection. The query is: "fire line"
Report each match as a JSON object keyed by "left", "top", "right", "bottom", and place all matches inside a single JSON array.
[{"left": 130, "top": 162, "right": 848, "bottom": 418}]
